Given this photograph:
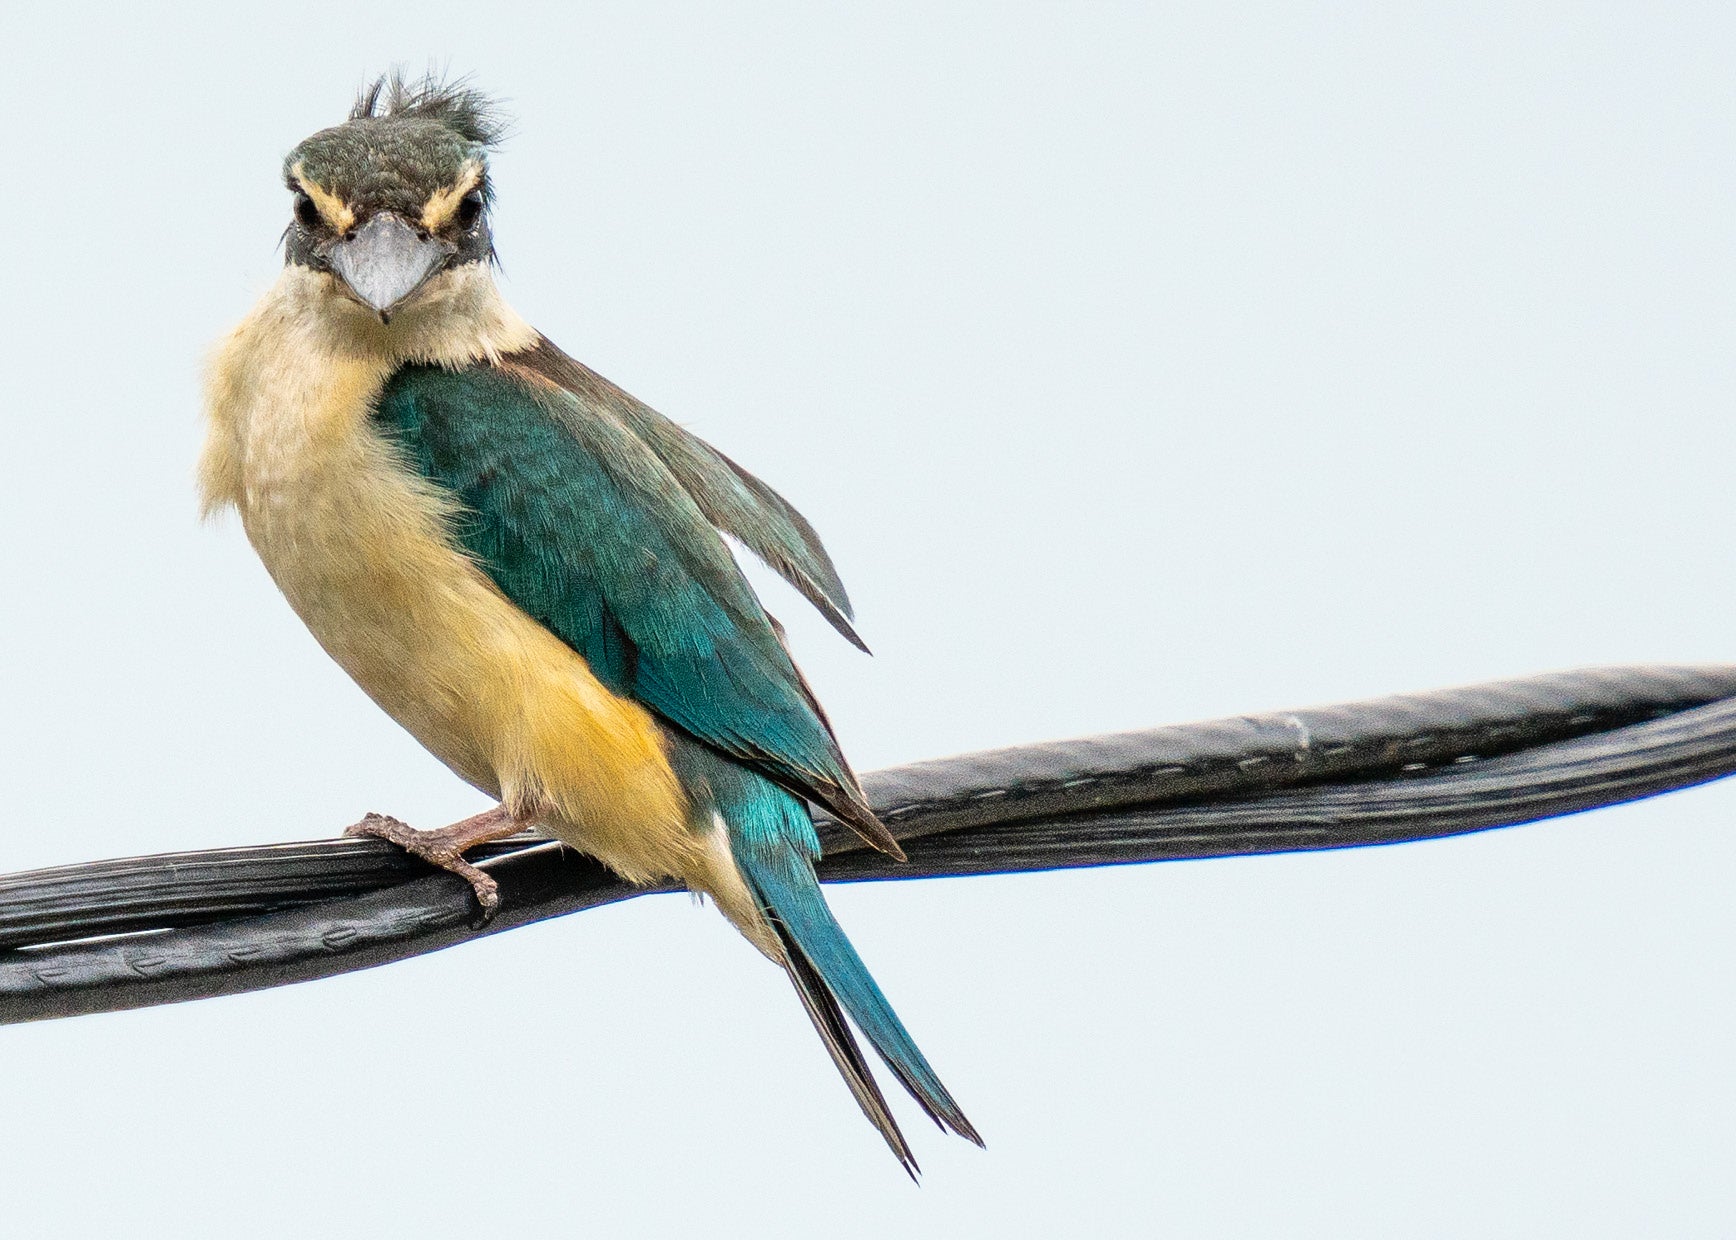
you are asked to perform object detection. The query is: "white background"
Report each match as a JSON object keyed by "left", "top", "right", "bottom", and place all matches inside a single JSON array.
[{"left": 2, "top": 4, "right": 1734, "bottom": 1235}]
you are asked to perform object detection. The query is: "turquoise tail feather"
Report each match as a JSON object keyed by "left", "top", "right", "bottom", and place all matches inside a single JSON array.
[
  {"left": 672, "top": 739, "right": 981, "bottom": 1169},
  {"left": 740, "top": 838, "right": 984, "bottom": 1152}
]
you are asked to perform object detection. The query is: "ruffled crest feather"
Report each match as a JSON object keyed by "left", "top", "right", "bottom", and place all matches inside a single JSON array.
[{"left": 349, "top": 70, "right": 509, "bottom": 149}]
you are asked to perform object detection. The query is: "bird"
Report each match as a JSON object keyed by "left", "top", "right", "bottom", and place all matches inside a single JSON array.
[{"left": 198, "top": 73, "right": 979, "bottom": 1172}]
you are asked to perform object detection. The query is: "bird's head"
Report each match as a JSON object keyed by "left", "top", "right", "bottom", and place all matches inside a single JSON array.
[{"left": 283, "top": 74, "right": 506, "bottom": 325}]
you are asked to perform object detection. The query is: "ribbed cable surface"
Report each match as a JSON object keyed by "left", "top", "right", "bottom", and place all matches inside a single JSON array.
[{"left": 2, "top": 664, "right": 1732, "bottom": 1023}]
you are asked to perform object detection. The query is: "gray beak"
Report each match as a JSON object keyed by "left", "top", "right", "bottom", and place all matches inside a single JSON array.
[{"left": 328, "top": 213, "right": 456, "bottom": 322}]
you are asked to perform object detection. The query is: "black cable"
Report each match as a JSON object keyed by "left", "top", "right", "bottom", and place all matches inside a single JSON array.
[{"left": 2, "top": 663, "right": 1733, "bottom": 1024}]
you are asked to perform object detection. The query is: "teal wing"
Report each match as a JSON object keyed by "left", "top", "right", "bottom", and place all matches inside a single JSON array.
[
  {"left": 511, "top": 336, "right": 866, "bottom": 652},
  {"left": 371, "top": 356, "right": 897, "bottom": 855}
]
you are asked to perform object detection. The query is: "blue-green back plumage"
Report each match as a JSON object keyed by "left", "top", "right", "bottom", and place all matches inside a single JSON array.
[
  {"left": 374, "top": 360, "right": 867, "bottom": 821},
  {"left": 372, "top": 353, "right": 977, "bottom": 1165}
]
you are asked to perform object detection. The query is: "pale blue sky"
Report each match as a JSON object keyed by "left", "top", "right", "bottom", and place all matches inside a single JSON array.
[{"left": 2, "top": 3, "right": 1734, "bottom": 1235}]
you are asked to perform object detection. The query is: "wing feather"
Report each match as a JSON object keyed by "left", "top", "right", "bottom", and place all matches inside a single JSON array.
[
  {"left": 372, "top": 359, "right": 900, "bottom": 856},
  {"left": 509, "top": 336, "right": 868, "bottom": 652}
]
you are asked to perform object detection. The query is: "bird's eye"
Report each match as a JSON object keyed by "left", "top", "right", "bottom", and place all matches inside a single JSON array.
[
  {"left": 455, "top": 190, "right": 484, "bottom": 230},
  {"left": 293, "top": 192, "right": 322, "bottom": 231}
]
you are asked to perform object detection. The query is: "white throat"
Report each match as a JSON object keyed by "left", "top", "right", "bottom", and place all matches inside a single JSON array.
[{"left": 272, "top": 260, "right": 539, "bottom": 368}]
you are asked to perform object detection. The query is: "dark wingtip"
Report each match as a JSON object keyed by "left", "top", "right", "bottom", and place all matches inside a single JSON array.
[
  {"left": 822, "top": 791, "right": 906, "bottom": 860},
  {"left": 715, "top": 454, "right": 861, "bottom": 626},
  {"left": 807, "top": 587, "right": 872, "bottom": 655},
  {"left": 841, "top": 802, "right": 907, "bottom": 862}
]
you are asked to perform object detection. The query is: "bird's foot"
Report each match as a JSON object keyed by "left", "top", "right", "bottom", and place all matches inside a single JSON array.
[{"left": 345, "top": 806, "right": 522, "bottom": 923}]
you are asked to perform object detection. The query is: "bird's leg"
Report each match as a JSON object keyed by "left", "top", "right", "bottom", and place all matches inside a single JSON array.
[{"left": 345, "top": 805, "right": 531, "bottom": 921}]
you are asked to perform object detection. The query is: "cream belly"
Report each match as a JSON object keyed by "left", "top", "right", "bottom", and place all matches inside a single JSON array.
[{"left": 198, "top": 266, "right": 712, "bottom": 890}]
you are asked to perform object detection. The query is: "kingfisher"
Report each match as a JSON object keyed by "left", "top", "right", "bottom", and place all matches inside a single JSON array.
[{"left": 199, "top": 75, "right": 978, "bottom": 1170}]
